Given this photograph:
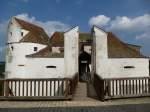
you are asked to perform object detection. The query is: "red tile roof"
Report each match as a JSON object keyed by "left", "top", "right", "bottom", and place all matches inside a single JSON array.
[
  {"left": 14, "top": 17, "right": 49, "bottom": 45},
  {"left": 26, "top": 45, "right": 64, "bottom": 58},
  {"left": 107, "top": 32, "right": 145, "bottom": 58}
]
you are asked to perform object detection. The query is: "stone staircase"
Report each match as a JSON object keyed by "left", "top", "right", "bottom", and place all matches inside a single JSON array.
[{"left": 72, "top": 82, "right": 99, "bottom": 101}]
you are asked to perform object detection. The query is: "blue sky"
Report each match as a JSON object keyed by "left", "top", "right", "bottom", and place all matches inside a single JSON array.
[{"left": 0, "top": 0, "right": 150, "bottom": 61}]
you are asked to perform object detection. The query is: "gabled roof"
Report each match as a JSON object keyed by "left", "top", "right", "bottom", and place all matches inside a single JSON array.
[
  {"left": 49, "top": 32, "right": 92, "bottom": 47},
  {"left": 49, "top": 32, "right": 64, "bottom": 47},
  {"left": 14, "top": 17, "right": 49, "bottom": 45},
  {"left": 26, "top": 30, "right": 145, "bottom": 58},
  {"left": 107, "top": 32, "right": 145, "bottom": 58},
  {"left": 26, "top": 45, "right": 64, "bottom": 58}
]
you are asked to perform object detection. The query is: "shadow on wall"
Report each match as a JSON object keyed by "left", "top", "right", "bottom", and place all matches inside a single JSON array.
[{"left": 0, "top": 62, "right": 5, "bottom": 78}]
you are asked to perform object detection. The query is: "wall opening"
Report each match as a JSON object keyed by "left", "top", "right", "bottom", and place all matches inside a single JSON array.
[
  {"left": 34, "top": 47, "right": 38, "bottom": 51},
  {"left": 10, "top": 32, "right": 12, "bottom": 36},
  {"left": 11, "top": 46, "right": 13, "bottom": 51},
  {"left": 21, "top": 32, "right": 23, "bottom": 36},
  {"left": 79, "top": 51, "right": 91, "bottom": 82},
  {"left": 46, "top": 66, "right": 56, "bottom": 68}
]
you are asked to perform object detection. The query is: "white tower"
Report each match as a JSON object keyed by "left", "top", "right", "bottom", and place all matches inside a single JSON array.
[
  {"left": 5, "top": 17, "right": 48, "bottom": 79},
  {"left": 64, "top": 26, "right": 79, "bottom": 77}
]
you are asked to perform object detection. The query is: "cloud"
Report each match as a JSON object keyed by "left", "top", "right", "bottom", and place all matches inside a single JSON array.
[
  {"left": 89, "top": 14, "right": 150, "bottom": 57},
  {"left": 89, "top": 15, "right": 110, "bottom": 26},
  {"left": 109, "top": 14, "right": 150, "bottom": 32},
  {"left": 136, "top": 31, "right": 150, "bottom": 39},
  {"left": 16, "top": 13, "right": 35, "bottom": 22},
  {"left": 89, "top": 14, "right": 150, "bottom": 39},
  {"left": 15, "top": 13, "right": 70, "bottom": 36}
]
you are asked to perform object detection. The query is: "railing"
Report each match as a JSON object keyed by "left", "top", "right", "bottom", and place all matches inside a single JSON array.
[
  {"left": 94, "top": 74, "right": 150, "bottom": 101},
  {"left": 94, "top": 74, "right": 105, "bottom": 101},
  {"left": 70, "top": 73, "right": 78, "bottom": 95},
  {"left": 0, "top": 74, "right": 78, "bottom": 100}
]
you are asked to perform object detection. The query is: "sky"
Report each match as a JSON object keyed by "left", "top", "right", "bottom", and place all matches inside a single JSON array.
[{"left": 0, "top": 0, "right": 150, "bottom": 61}]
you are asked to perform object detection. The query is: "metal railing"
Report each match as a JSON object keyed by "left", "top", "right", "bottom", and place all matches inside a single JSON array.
[
  {"left": 0, "top": 74, "right": 78, "bottom": 100},
  {"left": 94, "top": 74, "right": 150, "bottom": 101}
]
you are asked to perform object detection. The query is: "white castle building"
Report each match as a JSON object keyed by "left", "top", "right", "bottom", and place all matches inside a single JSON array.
[
  {"left": 5, "top": 17, "right": 150, "bottom": 80},
  {"left": 5, "top": 17, "right": 78, "bottom": 80},
  {"left": 4, "top": 17, "right": 149, "bottom": 99}
]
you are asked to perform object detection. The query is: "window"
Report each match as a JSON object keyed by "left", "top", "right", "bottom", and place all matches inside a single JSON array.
[
  {"left": 21, "top": 32, "right": 23, "bottom": 36},
  {"left": 124, "top": 66, "right": 135, "bottom": 69},
  {"left": 10, "top": 32, "right": 12, "bottom": 36},
  {"left": 34, "top": 47, "right": 38, "bottom": 51},
  {"left": 46, "top": 66, "right": 56, "bottom": 68},
  {"left": 11, "top": 46, "right": 13, "bottom": 51},
  {"left": 18, "top": 65, "right": 25, "bottom": 66}
]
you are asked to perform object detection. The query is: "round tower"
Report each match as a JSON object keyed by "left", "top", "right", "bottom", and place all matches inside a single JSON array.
[{"left": 5, "top": 17, "right": 47, "bottom": 79}]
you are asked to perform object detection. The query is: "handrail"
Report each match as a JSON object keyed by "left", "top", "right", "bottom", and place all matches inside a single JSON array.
[
  {"left": 94, "top": 74, "right": 150, "bottom": 101},
  {"left": 0, "top": 74, "right": 79, "bottom": 100},
  {"left": 103, "top": 77, "right": 150, "bottom": 80}
]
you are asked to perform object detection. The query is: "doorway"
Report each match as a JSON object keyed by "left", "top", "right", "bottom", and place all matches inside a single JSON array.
[{"left": 79, "top": 51, "right": 91, "bottom": 82}]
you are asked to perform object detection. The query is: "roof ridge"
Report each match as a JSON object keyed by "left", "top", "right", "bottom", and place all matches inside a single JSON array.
[
  {"left": 107, "top": 32, "right": 145, "bottom": 58},
  {"left": 14, "top": 17, "right": 44, "bottom": 31}
]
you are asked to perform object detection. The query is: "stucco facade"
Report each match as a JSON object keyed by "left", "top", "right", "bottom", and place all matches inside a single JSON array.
[
  {"left": 5, "top": 17, "right": 79, "bottom": 80},
  {"left": 64, "top": 27, "right": 79, "bottom": 77},
  {"left": 93, "top": 26, "right": 149, "bottom": 78}
]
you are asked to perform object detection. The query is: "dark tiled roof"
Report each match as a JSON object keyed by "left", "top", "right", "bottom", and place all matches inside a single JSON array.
[
  {"left": 26, "top": 30, "right": 145, "bottom": 58},
  {"left": 49, "top": 32, "right": 92, "bottom": 47},
  {"left": 15, "top": 17, "right": 49, "bottom": 45},
  {"left": 107, "top": 32, "right": 145, "bottom": 58},
  {"left": 26, "top": 45, "right": 64, "bottom": 58},
  {"left": 49, "top": 32, "right": 64, "bottom": 47}
]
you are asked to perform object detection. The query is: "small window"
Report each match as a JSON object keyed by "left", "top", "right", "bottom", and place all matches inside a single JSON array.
[
  {"left": 34, "top": 47, "right": 38, "bottom": 51},
  {"left": 10, "top": 32, "right": 12, "bottom": 36},
  {"left": 124, "top": 66, "right": 135, "bottom": 69},
  {"left": 11, "top": 46, "right": 13, "bottom": 51},
  {"left": 46, "top": 66, "right": 56, "bottom": 68},
  {"left": 21, "top": 32, "right": 23, "bottom": 36},
  {"left": 18, "top": 65, "right": 25, "bottom": 66}
]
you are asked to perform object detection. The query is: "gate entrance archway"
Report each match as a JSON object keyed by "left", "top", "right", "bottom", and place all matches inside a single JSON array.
[{"left": 79, "top": 51, "right": 91, "bottom": 82}]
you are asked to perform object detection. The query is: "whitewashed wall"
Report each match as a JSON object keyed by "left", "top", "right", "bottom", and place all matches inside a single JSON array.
[
  {"left": 84, "top": 45, "right": 91, "bottom": 54},
  {"left": 97, "top": 58, "right": 149, "bottom": 78},
  {"left": 64, "top": 27, "right": 79, "bottom": 78},
  {"left": 26, "top": 58, "right": 65, "bottom": 78},
  {"left": 93, "top": 26, "right": 149, "bottom": 78},
  {"left": 52, "top": 47, "right": 61, "bottom": 53},
  {"left": 5, "top": 43, "right": 46, "bottom": 78},
  {"left": 7, "top": 17, "right": 25, "bottom": 43}
]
